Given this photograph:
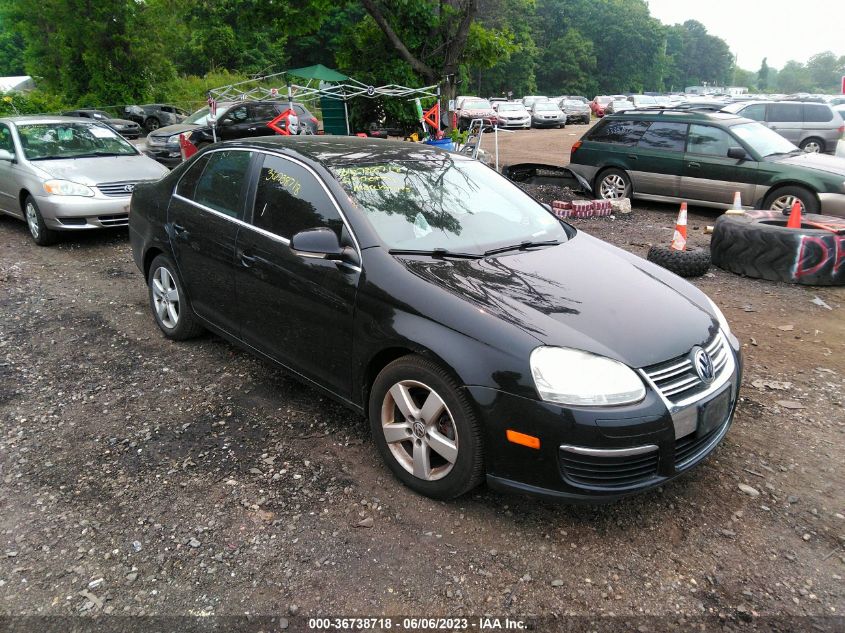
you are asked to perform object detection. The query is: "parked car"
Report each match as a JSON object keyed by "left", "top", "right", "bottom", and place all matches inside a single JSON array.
[
  {"left": 521, "top": 95, "right": 548, "bottom": 109},
  {"left": 628, "top": 95, "right": 659, "bottom": 109},
  {"left": 568, "top": 110, "right": 845, "bottom": 216},
  {"left": 492, "top": 101, "right": 530, "bottom": 129},
  {"left": 566, "top": 95, "right": 589, "bottom": 105},
  {"left": 62, "top": 109, "right": 142, "bottom": 139},
  {"left": 456, "top": 98, "right": 497, "bottom": 130},
  {"left": 721, "top": 101, "right": 844, "bottom": 154},
  {"left": 145, "top": 101, "right": 319, "bottom": 167},
  {"left": 0, "top": 116, "right": 168, "bottom": 245},
  {"left": 129, "top": 136, "right": 741, "bottom": 501},
  {"left": 559, "top": 99, "right": 591, "bottom": 124},
  {"left": 591, "top": 95, "right": 613, "bottom": 117},
  {"left": 530, "top": 101, "right": 566, "bottom": 128},
  {"left": 605, "top": 99, "right": 633, "bottom": 115},
  {"left": 124, "top": 104, "right": 189, "bottom": 133}
]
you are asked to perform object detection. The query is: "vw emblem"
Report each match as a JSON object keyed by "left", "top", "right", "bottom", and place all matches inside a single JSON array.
[
  {"left": 413, "top": 421, "right": 426, "bottom": 438},
  {"left": 692, "top": 347, "right": 715, "bottom": 384},
  {"left": 123, "top": 184, "right": 135, "bottom": 193}
]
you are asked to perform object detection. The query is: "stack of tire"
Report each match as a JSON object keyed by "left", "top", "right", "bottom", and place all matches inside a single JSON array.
[{"left": 711, "top": 210, "right": 845, "bottom": 286}]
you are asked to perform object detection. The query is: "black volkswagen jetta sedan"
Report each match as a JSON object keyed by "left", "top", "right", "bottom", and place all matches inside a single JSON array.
[{"left": 129, "top": 136, "right": 742, "bottom": 502}]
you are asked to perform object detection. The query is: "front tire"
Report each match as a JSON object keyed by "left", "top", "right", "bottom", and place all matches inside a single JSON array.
[
  {"left": 595, "top": 168, "right": 631, "bottom": 200},
  {"left": 24, "top": 196, "right": 58, "bottom": 246},
  {"left": 144, "top": 117, "right": 161, "bottom": 132},
  {"left": 369, "top": 355, "right": 484, "bottom": 500},
  {"left": 762, "top": 186, "right": 819, "bottom": 215},
  {"left": 147, "top": 254, "right": 204, "bottom": 340}
]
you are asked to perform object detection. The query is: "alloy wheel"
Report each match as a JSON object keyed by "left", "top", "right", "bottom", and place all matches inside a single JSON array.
[
  {"left": 25, "top": 202, "right": 40, "bottom": 240},
  {"left": 770, "top": 194, "right": 803, "bottom": 214},
  {"left": 599, "top": 174, "right": 627, "bottom": 199},
  {"left": 380, "top": 380, "right": 458, "bottom": 481},
  {"left": 152, "top": 266, "right": 180, "bottom": 329}
]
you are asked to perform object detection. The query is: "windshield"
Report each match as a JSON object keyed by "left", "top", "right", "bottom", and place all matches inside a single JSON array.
[
  {"left": 612, "top": 101, "right": 629, "bottom": 108},
  {"left": 633, "top": 96, "right": 657, "bottom": 105},
  {"left": 497, "top": 104, "right": 523, "bottom": 111},
  {"left": 85, "top": 111, "right": 110, "bottom": 120},
  {"left": 464, "top": 100, "right": 492, "bottom": 110},
  {"left": 535, "top": 103, "right": 559, "bottom": 111},
  {"left": 17, "top": 122, "right": 138, "bottom": 160},
  {"left": 183, "top": 105, "right": 232, "bottom": 126},
  {"left": 563, "top": 100, "right": 582, "bottom": 107},
  {"left": 730, "top": 122, "right": 798, "bottom": 157},
  {"left": 334, "top": 159, "right": 568, "bottom": 254}
]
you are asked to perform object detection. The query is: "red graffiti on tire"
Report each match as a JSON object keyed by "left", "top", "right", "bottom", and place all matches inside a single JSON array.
[{"left": 794, "top": 234, "right": 845, "bottom": 280}]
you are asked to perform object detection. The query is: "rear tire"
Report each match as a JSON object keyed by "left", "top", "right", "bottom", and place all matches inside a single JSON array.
[
  {"left": 799, "top": 137, "right": 824, "bottom": 153},
  {"left": 369, "top": 355, "right": 484, "bottom": 500},
  {"left": 595, "top": 168, "right": 631, "bottom": 200},
  {"left": 24, "top": 196, "right": 58, "bottom": 246},
  {"left": 147, "top": 254, "right": 205, "bottom": 340},
  {"left": 144, "top": 117, "right": 161, "bottom": 132}
]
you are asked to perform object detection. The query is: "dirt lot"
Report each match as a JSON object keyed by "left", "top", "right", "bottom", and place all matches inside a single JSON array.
[{"left": 1, "top": 128, "right": 844, "bottom": 631}]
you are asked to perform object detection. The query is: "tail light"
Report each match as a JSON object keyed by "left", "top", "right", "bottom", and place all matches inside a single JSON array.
[
  {"left": 571, "top": 140, "right": 582, "bottom": 157},
  {"left": 310, "top": 117, "right": 318, "bottom": 124}
]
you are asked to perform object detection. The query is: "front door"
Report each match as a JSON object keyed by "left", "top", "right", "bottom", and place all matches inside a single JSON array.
[
  {"left": 765, "top": 103, "right": 803, "bottom": 145},
  {"left": 681, "top": 124, "right": 759, "bottom": 206},
  {"left": 0, "top": 124, "right": 19, "bottom": 214},
  {"left": 168, "top": 149, "right": 254, "bottom": 335},
  {"left": 234, "top": 153, "right": 360, "bottom": 398},
  {"left": 217, "top": 104, "right": 254, "bottom": 141}
]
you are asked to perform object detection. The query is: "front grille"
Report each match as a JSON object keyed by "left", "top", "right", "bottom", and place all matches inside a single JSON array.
[
  {"left": 559, "top": 448, "right": 660, "bottom": 489},
  {"left": 97, "top": 181, "right": 137, "bottom": 197},
  {"left": 643, "top": 333, "right": 729, "bottom": 404},
  {"left": 675, "top": 419, "right": 729, "bottom": 468},
  {"left": 98, "top": 214, "right": 129, "bottom": 226}
]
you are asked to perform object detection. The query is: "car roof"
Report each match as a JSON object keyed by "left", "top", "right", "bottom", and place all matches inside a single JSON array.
[
  {"left": 0, "top": 115, "right": 109, "bottom": 125},
  {"left": 221, "top": 136, "right": 471, "bottom": 168},
  {"left": 602, "top": 110, "right": 746, "bottom": 124}
]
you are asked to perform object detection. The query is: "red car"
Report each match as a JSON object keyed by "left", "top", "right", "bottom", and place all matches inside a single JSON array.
[{"left": 591, "top": 96, "right": 613, "bottom": 118}]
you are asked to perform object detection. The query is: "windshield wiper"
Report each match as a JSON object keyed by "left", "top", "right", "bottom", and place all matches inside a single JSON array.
[
  {"left": 483, "top": 239, "right": 561, "bottom": 257},
  {"left": 388, "top": 248, "right": 483, "bottom": 259}
]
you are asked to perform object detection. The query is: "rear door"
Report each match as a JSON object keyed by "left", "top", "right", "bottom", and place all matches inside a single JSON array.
[
  {"left": 680, "top": 124, "right": 759, "bottom": 206},
  {"left": 630, "top": 121, "right": 688, "bottom": 198},
  {"left": 249, "top": 103, "right": 282, "bottom": 137},
  {"left": 168, "top": 149, "right": 254, "bottom": 335},
  {"left": 802, "top": 103, "right": 836, "bottom": 149},
  {"left": 234, "top": 153, "right": 360, "bottom": 398},
  {"left": 765, "top": 103, "right": 803, "bottom": 144}
]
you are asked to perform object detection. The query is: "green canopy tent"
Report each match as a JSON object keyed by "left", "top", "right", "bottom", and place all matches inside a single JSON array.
[{"left": 208, "top": 65, "right": 439, "bottom": 136}]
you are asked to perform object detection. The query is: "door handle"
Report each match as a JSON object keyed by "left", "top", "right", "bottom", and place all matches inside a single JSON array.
[
  {"left": 239, "top": 252, "right": 257, "bottom": 268},
  {"left": 248, "top": 127, "right": 257, "bottom": 131},
  {"left": 688, "top": 162, "right": 700, "bottom": 169},
  {"left": 172, "top": 223, "right": 189, "bottom": 239},
  {"left": 627, "top": 154, "right": 638, "bottom": 159}
]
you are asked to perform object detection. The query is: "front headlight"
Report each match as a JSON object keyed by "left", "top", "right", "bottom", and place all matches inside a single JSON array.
[
  {"left": 43, "top": 180, "right": 95, "bottom": 197},
  {"left": 167, "top": 134, "right": 182, "bottom": 145},
  {"left": 530, "top": 347, "right": 646, "bottom": 406},
  {"left": 706, "top": 297, "right": 731, "bottom": 335}
]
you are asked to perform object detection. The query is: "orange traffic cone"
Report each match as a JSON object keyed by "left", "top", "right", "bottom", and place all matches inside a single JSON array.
[
  {"left": 670, "top": 203, "right": 688, "bottom": 251},
  {"left": 179, "top": 133, "right": 197, "bottom": 161},
  {"left": 786, "top": 200, "right": 802, "bottom": 229},
  {"left": 725, "top": 191, "right": 745, "bottom": 216}
]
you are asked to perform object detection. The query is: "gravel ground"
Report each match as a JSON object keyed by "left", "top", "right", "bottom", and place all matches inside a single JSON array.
[{"left": 1, "top": 128, "right": 844, "bottom": 630}]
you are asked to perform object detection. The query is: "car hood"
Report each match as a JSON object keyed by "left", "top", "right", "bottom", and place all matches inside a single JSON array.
[
  {"left": 109, "top": 118, "right": 138, "bottom": 127},
  {"left": 28, "top": 155, "right": 169, "bottom": 185},
  {"left": 398, "top": 232, "right": 716, "bottom": 368},
  {"left": 149, "top": 123, "right": 201, "bottom": 138},
  {"left": 774, "top": 152, "right": 845, "bottom": 176},
  {"left": 462, "top": 109, "right": 496, "bottom": 117}
]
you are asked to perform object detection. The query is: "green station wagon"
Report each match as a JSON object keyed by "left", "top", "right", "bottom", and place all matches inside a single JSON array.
[{"left": 568, "top": 110, "right": 845, "bottom": 217}]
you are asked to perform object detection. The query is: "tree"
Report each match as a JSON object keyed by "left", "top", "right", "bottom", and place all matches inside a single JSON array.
[
  {"left": 806, "top": 51, "right": 844, "bottom": 93},
  {"left": 777, "top": 60, "right": 812, "bottom": 94},
  {"left": 757, "top": 58, "right": 769, "bottom": 90},
  {"left": 663, "top": 20, "right": 732, "bottom": 89}
]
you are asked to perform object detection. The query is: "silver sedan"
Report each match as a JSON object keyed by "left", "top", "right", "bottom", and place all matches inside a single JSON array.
[{"left": 0, "top": 116, "right": 169, "bottom": 245}]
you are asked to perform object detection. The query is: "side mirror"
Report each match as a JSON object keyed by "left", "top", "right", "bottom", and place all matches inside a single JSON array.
[
  {"left": 727, "top": 146, "right": 749, "bottom": 160},
  {"left": 0, "top": 149, "right": 15, "bottom": 162},
  {"left": 218, "top": 118, "right": 234, "bottom": 127},
  {"left": 290, "top": 228, "right": 343, "bottom": 260}
]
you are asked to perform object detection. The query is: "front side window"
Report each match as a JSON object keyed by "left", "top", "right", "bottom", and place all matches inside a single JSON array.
[
  {"left": 334, "top": 158, "right": 567, "bottom": 254},
  {"left": 224, "top": 105, "right": 249, "bottom": 123},
  {"left": 687, "top": 124, "right": 735, "bottom": 156},
  {"left": 16, "top": 122, "right": 137, "bottom": 160},
  {"left": 193, "top": 150, "right": 252, "bottom": 219},
  {"left": 252, "top": 155, "right": 343, "bottom": 239},
  {"left": 0, "top": 124, "right": 14, "bottom": 154},
  {"left": 739, "top": 104, "right": 765, "bottom": 121},
  {"left": 637, "top": 122, "right": 687, "bottom": 151},
  {"left": 588, "top": 119, "right": 649, "bottom": 145}
]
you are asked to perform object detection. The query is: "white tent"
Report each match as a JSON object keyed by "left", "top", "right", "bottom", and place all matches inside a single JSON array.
[{"left": 0, "top": 76, "right": 36, "bottom": 93}]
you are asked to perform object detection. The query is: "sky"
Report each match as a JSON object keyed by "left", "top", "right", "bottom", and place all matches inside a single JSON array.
[{"left": 646, "top": 0, "right": 844, "bottom": 70}]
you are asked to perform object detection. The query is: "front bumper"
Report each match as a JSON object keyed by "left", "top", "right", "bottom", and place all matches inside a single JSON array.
[
  {"left": 34, "top": 193, "right": 133, "bottom": 230},
  {"left": 498, "top": 117, "right": 531, "bottom": 128},
  {"left": 819, "top": 192, "right": 845, "bottom": 218},
  {"left": 144, "top": 146, "right": 182, "bottom": 168},
  {"left": 532, "top": 117, "right": 565, "bottom": 127},
  {"left": 469, "top": 332, "right": 742, "bottom": 502}
]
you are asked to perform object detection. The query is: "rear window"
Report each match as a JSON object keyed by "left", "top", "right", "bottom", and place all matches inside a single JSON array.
[
  {"left": 637, "top": 122, "right": 687, "bottom": 151},
  {"left": 803, "top": 104, "right": 833, "bottom": 123},
  {"left": 587, "top": 119, "right": 649, "bottom": 145},
  {"left": 767, "top": 103, "right": 802, "bottom": 123}
]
